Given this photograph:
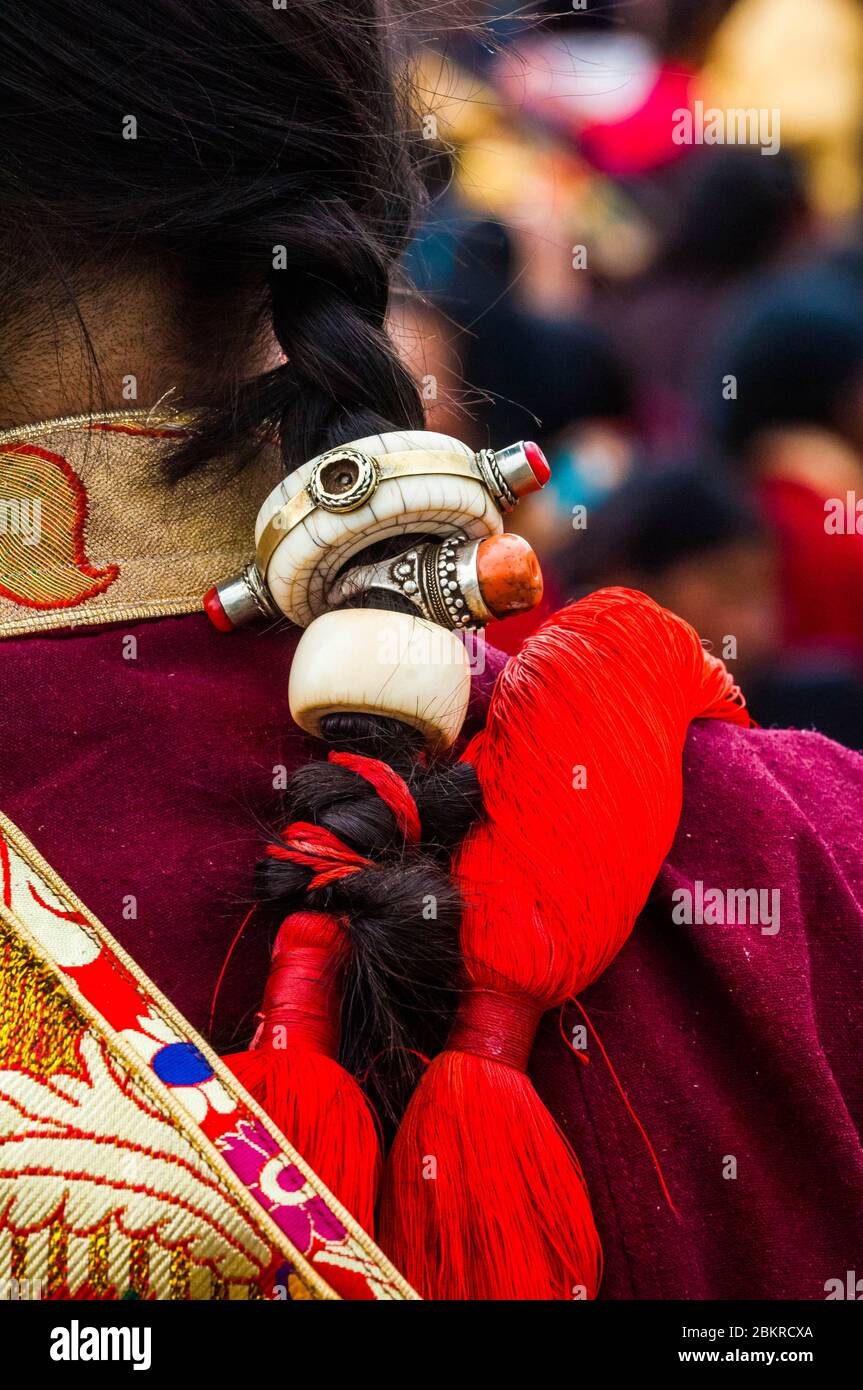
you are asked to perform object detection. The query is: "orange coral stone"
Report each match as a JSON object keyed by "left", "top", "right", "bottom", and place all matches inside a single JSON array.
[{"left": 476, "top": 534, "right": 543, "bottom": 618}]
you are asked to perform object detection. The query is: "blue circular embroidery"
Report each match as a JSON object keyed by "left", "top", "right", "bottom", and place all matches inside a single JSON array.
[{"left": 152, "top": 1041, "right": 213, "bottom": 1087}]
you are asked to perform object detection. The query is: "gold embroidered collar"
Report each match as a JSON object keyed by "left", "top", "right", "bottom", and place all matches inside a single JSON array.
[{"left": 0, "top": 409, "right": 275, "bottom": 638}]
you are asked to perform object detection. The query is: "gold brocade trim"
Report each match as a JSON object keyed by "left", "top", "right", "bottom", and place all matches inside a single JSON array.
[
  {"left": 0, "top": 809, "right": 420, "bottom": 1302},
  {"left": 10, "top": 1233, "right": 27, "bottom": 1282},
  {"left": 0, "top": 827, "right": 337, "bottom": 1302},
  {"left": 0, "top": 408, "right": 274, "bottom": 639},
  {"left": 128, "top": 1239, "right": 150, "bottom": 1300},
  {"left": 47, "top": 1220, "right": 68, "bottom": 1296},
  {"left": 1, "top": 595, "right": 204, "bottom": 635},
  {"left": 0, "top": 924, "right": 86, "bottom": 1079},
  {"left": 0, "top": 406, "right": 198, "bottom": 446},
  {"left": 169, "top": 1247, "right": 192, "bottom": 1301},
  {"left": 0, "top": 914, "right": 290, "bottom": 1301}
]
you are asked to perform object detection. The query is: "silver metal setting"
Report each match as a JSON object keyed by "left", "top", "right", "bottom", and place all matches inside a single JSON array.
[
  {"left": 475, "top": 448, "right": 518, "bottom": 512},
  {"left": 454, "top": 539, "right": 492, "bottom": 625},
  {"left": 216, "top": 560, "right": 280, "bottom": 627},
  {"left": 493, "top": 441, "right": 544, "bottom": 498},
  {"left": 307, "top": 448, "right": 380, "bottom": 513},
  {"left": 329, "top": 533, "right": 491, "bottom": 629}
]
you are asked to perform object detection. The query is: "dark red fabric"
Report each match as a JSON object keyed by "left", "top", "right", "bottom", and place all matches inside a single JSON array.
[
  {"left": 1, "top": 612, "right": 861, "bottom": 1296},
  {"left": 530, "top": 720, "right": 863, "bottom": 1299}
]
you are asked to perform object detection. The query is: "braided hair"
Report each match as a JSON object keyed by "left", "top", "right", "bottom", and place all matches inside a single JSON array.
[{"left": 260, "top": 720, "right": 482, "bottom": 1125}]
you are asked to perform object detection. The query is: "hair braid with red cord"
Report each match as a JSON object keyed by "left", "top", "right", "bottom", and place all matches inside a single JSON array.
[{"left": 225, "top": 746, "right": 446, "bottom": 1230}]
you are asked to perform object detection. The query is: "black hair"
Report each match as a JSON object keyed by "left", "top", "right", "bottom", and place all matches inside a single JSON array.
[
  {"left": 0, "top": 0, "right": 427, "bottom": 472},
  {"left": 258, "top": 715, "right": 483, "bottom": 1126},
  {"left": 0, "top": 2, "right": 484, "bottom": 1121}
]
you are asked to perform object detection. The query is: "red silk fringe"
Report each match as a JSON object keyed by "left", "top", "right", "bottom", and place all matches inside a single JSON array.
[
  {"left": 380, "top": 589, "right": 751, "bottom": 1298},
  {"left": 224, "top": 910, "right": 381, "bottom": 1233}
]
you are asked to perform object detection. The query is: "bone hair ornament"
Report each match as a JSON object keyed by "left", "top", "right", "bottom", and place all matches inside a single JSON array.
[
  {"left": 288, "top": 609, "right": 473, "bottom": 749},
  {"left": 203, "top": 432, "right": 550, "bottom": 631}
]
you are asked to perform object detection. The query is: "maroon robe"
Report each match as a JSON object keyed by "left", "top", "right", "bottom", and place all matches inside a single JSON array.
[{"left": 2, "top": 611, "right": 861, "bottom": 1298}]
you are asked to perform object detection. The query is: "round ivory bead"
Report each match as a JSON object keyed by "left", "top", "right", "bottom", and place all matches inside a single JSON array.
[{"left": 288, "top": 608, "right": 472, "bottom": 749}]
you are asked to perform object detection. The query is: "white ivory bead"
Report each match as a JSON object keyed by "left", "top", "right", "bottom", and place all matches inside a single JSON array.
[
  {"left": 265, "top": 470, "right": 502, "bottom": 627},
  {"left": 288, "top": 609, "right": 472, "bottom": 749},
  {"left": 255, "top": 430, "right": 478, "bottom": 543},
  {"left": 253, "top": 430, "right": 502, "bottom": 627}
]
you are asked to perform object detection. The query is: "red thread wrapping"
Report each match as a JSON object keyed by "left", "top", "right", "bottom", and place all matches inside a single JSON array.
[
  {"left": 327, "top": 751, "right": 421, "bottom": 845},
  {"left": 266, "top": 822, "right": 372, "bottom": 888},
  {"left": 254, "top": 939, "right": 342, "bottom": 1059},
  {"left": 448, "top": 990, "right": 542, "bottom": 1072}
]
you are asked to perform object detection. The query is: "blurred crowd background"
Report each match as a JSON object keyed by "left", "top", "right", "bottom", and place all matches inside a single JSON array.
[{"left": 395, "top": 0, "right": 863, "bottom": 748}]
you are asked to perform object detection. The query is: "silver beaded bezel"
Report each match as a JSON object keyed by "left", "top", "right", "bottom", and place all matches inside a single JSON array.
[
  {"left": 307, "top": 448, "right": 380, "bottom": 513},
  {"left": 422, "top": 531, "right": 474, "bottom": 629}
]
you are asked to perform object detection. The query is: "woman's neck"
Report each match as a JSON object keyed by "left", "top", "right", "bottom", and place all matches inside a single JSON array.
[{"left": 0, "top": 259, "right": 278, "bottom": 430}]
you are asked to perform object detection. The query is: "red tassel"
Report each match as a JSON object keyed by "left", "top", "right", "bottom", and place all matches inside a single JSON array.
[
  {"left": 380, "top": 589, "right": 752, "bottom": 1298},
  {"left": 224, "top": 910, "right": 381, "bottom": 1232}
]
